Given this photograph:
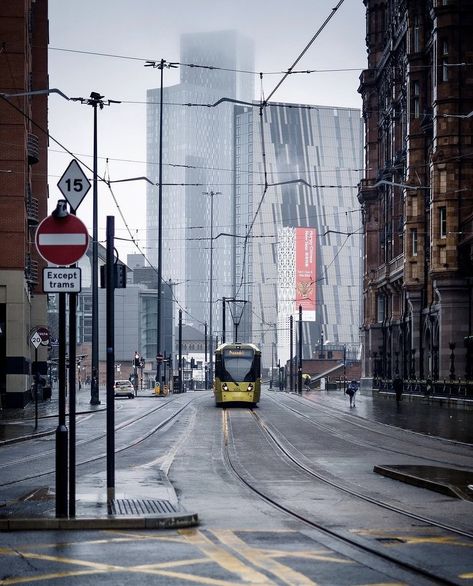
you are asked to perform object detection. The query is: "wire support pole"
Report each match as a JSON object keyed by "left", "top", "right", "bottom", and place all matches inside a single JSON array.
[
  {"left": 156, "top": 59, "right": 164, "bottom": 387},
  {"left": 143, "top": 59, "right": 178, "bottom": 387},
  {"left": 90, "top": 99, "right": 100, "bottom": 405},
  {"left": 204, "top": 190, "right": 222, "bottom": 385}
]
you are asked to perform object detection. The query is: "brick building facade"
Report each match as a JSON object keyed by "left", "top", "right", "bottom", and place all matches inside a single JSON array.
[
  {"left": 0, "top": 1, "right": 49, "bottom": 407},
  {"left": 358, "top": 0, "right": 473, "bottom": 384}
]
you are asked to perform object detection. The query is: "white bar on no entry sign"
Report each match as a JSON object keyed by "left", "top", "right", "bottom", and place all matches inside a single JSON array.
[
  {"left": 43, "top": 267, "right": 82, "bottom": 293},
  {"left": 38, "top": 233, "right": 87, "bottom": 246}
]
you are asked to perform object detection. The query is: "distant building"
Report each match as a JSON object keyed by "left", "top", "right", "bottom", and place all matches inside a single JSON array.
[
  {"left": 48, "top": 248, "right": 173, "bottom": 388},
  {"left": 358, "top": 0, "right": 473, "bottom": 382},
  {"left": 0, "top": 1, "right": 49, "bottom": 407},
  {"left": 234, "top": 103, "right": 363, "bottom": 367}
]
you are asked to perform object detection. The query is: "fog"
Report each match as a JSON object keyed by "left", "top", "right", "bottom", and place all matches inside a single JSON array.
[{"left": 47, "top": 0, "right": 366, "bottom": 262}]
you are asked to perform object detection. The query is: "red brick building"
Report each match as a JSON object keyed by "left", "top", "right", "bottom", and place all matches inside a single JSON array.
[
  {"left": 0, "top": 1, "right": 49, "bottom": 407},
  {"left": 358, "top": 1, "right": 473, "bottom": 384}
]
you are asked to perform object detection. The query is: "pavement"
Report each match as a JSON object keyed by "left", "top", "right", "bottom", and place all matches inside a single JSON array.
[{"left": 0, "top": 388, "right": 199, "bottom": 531}]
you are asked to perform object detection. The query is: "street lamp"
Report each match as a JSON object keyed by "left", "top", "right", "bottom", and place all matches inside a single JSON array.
[
  {"left": 203, "top": 190, "right": 222, "bottom": 385},
  {"left": 145, "top": 59, "right": 178, "bottom": 388},
  {"left": 70, "top": 92, "right": 121, "bottom": 405}
]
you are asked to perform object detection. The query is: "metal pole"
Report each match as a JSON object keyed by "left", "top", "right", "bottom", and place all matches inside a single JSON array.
[
  {"left": 298, "top": 305, "right": 303, "bottom": 395},
  {"left": 106, "top": 216, "right": 115, "bottom": 501},
  {"left": 34, "top": 346, "right": 38, "bottom": 430},
  {"left": 204, "top": 322, "right": 208, "bottom": 390},
  {"left": 209, "top": 191, "right": 214, "bottom": 384},
  {"left": 270, "top": 343, "right": 273, "bottom": 389},
  {"left": 343, "top": 344, "right": 347, "bottom": 393},
  {"left": 222, "top": 297, "right": 226, "bottom": 344},
  {"left": 68, "top": 290, "right": 77, "bottom": 517},
  {"left": 178, "top": 309, "right": 182, "bottom": 392},
  {"left": 56, "top": 292, "right": 68, "bottom": 517},
  {"left": 289, "top": 315, "right": 293, "bottom": 393},
  {"left": 90, "top": 100, "right": 100, "bottom": 405},
  {"left": 156, "top": 59, "right": 164, "bottom": 389}
]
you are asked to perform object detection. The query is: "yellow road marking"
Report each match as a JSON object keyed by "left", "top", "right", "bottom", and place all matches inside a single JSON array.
[
  {"left": 180, "top": 528, "right": 272, "bottom": 583},
  {"left": 134, "top": 558, "right": 208, "bottom": 570},
  {"left": 0, "top": 570, "right": 105, "bottom": 585},
  {"left": 264, "top": 549, "right": 351, "bottom": 564},
  {"left": 353, "top": 529, "right": 472, "bottom": 548},
  {"left": 401, "top": 536, "right": 473, "bottom": 547},
  {"left": 459, "top": 572, "right": 473, "bottom": 579},
  {"left": 7, "top": 551, "right": 124, "bottom": 572},
  {"left": 133, "top": 569, "right": 244, "bottom": 585},
  {"left": 212, "top": 529, "right": 317, "bottom": 585}
]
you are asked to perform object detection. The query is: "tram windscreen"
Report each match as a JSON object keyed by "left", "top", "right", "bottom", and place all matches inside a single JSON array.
[{"left": 222, "top": 348, "right": 256, "bottom": 382}]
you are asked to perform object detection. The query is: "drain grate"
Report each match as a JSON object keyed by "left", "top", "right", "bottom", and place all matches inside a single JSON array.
[{"left": 108, "top": 498, "right": 178, "bottom": 516}]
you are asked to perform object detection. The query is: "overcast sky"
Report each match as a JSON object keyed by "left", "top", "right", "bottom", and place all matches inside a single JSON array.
[{"left": 47, "top": 0, "right": 366, "bottom": 262}]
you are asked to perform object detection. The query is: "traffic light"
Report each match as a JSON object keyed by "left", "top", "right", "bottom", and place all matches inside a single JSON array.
[{"left": 190, "top": 357, "right": 195, "bottom": 368}]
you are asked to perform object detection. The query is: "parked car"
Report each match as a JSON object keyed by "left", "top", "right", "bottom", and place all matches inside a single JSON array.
[{"left": 113, "top": 379, "right": 135, "bottom": 399}]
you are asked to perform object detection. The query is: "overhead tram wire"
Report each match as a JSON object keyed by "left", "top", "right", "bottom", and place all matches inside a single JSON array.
[
  {"left": 234, "top": 0, "right": 347, "bottom": 298},
  {"left": 103, "top": 175, "right": 206, "bottom": 327},
  {"left": 49, "top": 45, "right": 365, "bottom": 76},
  {"left": 0, "top": 89, "right": 205, "bottom": 328}
]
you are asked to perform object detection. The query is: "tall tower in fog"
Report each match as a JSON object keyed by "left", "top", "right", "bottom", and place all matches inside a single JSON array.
[{"left": 146, "top": 31, "right": 254, "bottom": 336}]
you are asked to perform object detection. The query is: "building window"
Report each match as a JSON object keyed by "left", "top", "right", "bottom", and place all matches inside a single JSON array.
[
  {"left": 377, "top": 294, "right": 385, "bottom": 323},
  {"left": 439, "top": 206, "right": 447, "bottom": 238},
  {"left": 442, "top": 41, "right": 449, "bottom": 81},
  {"left": 412, "top": 81, "right": 420, "bottom": 118},
  {"left": 413, "top": 15, "right": 420, "bottom": 52},
  {"left": 411, "top": 228, "right": 418, "bottom": 256}
]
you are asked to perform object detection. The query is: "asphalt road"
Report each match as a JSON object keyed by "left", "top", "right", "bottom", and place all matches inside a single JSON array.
[{"left": 0, "top": 388, "right": 472, "bottom": 585}]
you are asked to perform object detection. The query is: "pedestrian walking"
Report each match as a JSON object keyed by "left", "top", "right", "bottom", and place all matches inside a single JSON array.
[
  {"left": 346, "top": 380, "right": 358, "bottom": 407},
  {"left": 393, "top": 376, "right": 403, "bottom": 403}
]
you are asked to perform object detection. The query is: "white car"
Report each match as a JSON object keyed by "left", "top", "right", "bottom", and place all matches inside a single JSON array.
[{"left": 114, "top": 379, "right": 135, "bottom": 399}]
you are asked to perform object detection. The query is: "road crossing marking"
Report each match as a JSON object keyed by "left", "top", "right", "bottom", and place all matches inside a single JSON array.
[
  {"left": 180, "top": 528, "right": 272, "bottom": 583},
  {"left": 211, "top": 529, "right": 317, "bottom": 585}
]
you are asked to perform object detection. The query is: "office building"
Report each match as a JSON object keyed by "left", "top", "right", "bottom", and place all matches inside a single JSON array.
[
  {"left": 146, "top": 30, "right": 254, "bottom": 342},
  {"left": 235, "top": 103, "right": 363, "bottom": 366}
]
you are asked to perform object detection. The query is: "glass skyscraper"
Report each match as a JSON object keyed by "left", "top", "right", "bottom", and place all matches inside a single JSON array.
[
  {"left": 234, "top": 103, "right": 363, "bottom": 366},
  {"left": 146, "top": 31, "right": 254, "bottom": 340}
]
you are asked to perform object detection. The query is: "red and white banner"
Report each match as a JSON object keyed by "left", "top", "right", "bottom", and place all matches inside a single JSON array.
[{"left": 295, "top": 227, "right": 316, "bottom": 321}]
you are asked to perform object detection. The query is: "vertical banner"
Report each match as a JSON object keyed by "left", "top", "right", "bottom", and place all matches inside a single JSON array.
[{"left": 295, "top": 227, "right": 316, "bottom": 321}]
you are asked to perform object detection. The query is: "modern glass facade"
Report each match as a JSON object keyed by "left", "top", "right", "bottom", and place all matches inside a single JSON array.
[{"left": 234, "top": 103, "right": 363, "bottom": 366}]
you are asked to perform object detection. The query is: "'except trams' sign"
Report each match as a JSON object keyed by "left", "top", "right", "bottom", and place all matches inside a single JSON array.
[{"left": 43, "top": 267, "right": 82, "bottom": 293}]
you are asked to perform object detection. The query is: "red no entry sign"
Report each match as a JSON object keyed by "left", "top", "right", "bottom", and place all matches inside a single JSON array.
[{"left": 35, "top": 214, "right": 89, "bottom": 266}]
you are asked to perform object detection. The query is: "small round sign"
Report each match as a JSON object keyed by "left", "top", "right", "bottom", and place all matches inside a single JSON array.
[
  {"left": 35, "top": 214, "right": 89, "bottom": 266},
  {"left": 36, "top": 327, "right": 49, "bottom": 346}
]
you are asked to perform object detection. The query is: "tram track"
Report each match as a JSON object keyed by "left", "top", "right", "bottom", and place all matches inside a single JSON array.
[
  {"left": 222, "top": 408, "right": 471, "bottom": 586},
  {"left": 0, "top": 395, "right": 197, "bottom": 488},
  {"left": 0, "top": 396, "right": 182, "bottom": 472},
  {"left": 268, "top": 393, "right": 473, "bottom": 470}
]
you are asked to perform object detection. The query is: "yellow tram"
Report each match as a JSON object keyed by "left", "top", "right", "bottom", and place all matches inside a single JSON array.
[{"left": 214, "top": 343, "right": 261, "bottom": 407}]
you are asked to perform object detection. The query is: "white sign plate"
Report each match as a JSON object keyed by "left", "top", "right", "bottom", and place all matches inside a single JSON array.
[
  {"left": 43, "top": 267, "right": 82, "bottom": 293},
  {"left": 30, "top": 332, "right": 42, "bottom": 348},
  {"left": 57, "top": 159, "right": 91, "bottom": 211}
]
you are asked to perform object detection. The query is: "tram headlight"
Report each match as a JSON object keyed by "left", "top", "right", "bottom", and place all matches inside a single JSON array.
[
  {"left": 222, "top": 383, "right": 229, "bottom": 391},
  {"left": 247, "top": 383, "right": 253, "bottom": 392}
]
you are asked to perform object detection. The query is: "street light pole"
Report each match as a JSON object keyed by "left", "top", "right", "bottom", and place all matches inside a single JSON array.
[
  {"left": 144, "top": 59, "right": 178, "bottom": 389},
  {"left": 91, "top": 96, "right": 100, "bottom": 405},
  {"left": 72, "top": 92, "right": 121, "bottom": 405},
  {"left": 203, "top": 190, "right": 222, "bottom": 385},
  {"left": 156, "top": 60, "right": 164, "bottom": 388}
]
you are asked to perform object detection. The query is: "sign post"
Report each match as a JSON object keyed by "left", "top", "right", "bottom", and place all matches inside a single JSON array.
[{"left": 35, "top": 201, "right": 89, "bottom": 519}]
